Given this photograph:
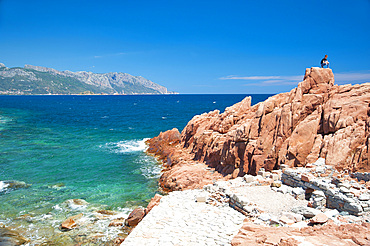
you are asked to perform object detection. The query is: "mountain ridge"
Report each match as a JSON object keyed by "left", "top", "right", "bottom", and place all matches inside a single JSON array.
[{"left": 0, "top": 63, "right": 174, "bottom": 95}]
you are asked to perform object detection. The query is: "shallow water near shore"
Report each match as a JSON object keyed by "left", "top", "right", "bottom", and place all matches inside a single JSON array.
[{"left": 0, "top": 94, "right": 271, "bottom": 244}]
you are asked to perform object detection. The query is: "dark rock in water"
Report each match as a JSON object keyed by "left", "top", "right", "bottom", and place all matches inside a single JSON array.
[
  {"left": 0, "top": 226, "right": 29, "bottom": 246},
  {"left": 3, "top": 180, "right": 31, "bottom": 190},
  {"left": 48, "top": 183, "right": 66, "bottom": 190}
]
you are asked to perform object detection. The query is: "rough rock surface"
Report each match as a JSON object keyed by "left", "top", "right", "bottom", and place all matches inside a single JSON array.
[
  {"left": 145, "top": 194, "right": 163, "bottom": 214},
  {"left": 231, "top": 221, "right": 370, "bottom": 246},
  {"left": 143, "top": 68, "right": 370, "bottom": 245},
  {"left": 147, "top": 129, "right": 226, "bottom": 191},
  {"left": 147, "top": 68, "right": 370, "bottom": 192},
  {"left": 123, "top": 172, "right": 370, "bottom": 246},
  {"left": 0, "top": 226, "right": 29, "bottom": 245},
  {"left": 122, "top": 189, "right": 245, "bottom": 246}
]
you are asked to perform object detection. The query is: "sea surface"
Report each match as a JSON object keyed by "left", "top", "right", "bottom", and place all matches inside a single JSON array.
[{"left": 0, "top": 94, "right": 271, "bottom": 244}]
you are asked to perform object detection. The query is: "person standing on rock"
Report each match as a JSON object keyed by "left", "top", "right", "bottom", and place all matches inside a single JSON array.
[{"left": 321, "top": 55, "right": 329, "bottom": 68}]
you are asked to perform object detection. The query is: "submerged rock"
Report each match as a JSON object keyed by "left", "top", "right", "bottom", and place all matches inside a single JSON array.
[
  {"left": 58, "top": 199, "right": 89, "bottom": 211},
  {"left": 0, "top": 180, "right": 31, "bottom": 193},
  {"left": 48, "top": 183, "right": 66, "bottom": 190},
  {"left": 0, "top": 226, "right": 29, "bottom": 245}
]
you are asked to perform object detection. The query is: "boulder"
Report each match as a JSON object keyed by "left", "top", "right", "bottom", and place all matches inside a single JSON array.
[
  {"left": 244, "top": 174, "right": 255, "bottom": 183},
  {"left": 310, "top": 212, "right": 328, "bottom": 224},
  {"left": 270, "top": 180, "right": 282, "bottom": 188},
  {"left": 291, "top": 206, "right": 320, "bottom": 218},
  {"left": 125, "top": 208, "right": 145, "bottom": 227},
  {"left": 279, "top": 215, "right": 295, "bottom": 225},
  {"left": 358, "top": 193, "right": 370, "bottom": 201}
]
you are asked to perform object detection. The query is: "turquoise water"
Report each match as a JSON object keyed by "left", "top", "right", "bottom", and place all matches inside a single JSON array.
[{"left": 0, "top": 94, "right": 271, "bottom": 243}]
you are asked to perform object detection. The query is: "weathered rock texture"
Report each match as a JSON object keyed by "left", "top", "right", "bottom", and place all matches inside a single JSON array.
[
  {"left": 231, "top": 221, "right": 370, "bottom": 246},
  {"left": 147, "top": 129, "right": 226, "bottom": 191},
  {"left": 147, "top": 68, "right": 370, "bottom": 191}
]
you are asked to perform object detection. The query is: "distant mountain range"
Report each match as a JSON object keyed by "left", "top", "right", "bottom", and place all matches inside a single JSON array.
[{"left": 0, "top": 63, "right": 175, "bottom": 95}]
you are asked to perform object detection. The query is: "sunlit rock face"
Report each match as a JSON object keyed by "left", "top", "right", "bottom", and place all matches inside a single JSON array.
[{"left": 147, "top": 68, "right": 370, "bottom": 191}]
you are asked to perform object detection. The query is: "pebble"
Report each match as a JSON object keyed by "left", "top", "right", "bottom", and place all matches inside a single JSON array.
[{"left": 122, "top": 189, "right": 245, "bottom": 246}]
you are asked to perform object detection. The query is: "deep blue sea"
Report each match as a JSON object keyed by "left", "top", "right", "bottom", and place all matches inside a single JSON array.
[{"left": 0, "top": 94, "right": 271, "bottom": 244}]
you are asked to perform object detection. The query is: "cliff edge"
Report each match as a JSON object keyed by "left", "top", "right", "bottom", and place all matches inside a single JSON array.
[{"left": 147, "top": 67, "right": 370, "bottom": 191}]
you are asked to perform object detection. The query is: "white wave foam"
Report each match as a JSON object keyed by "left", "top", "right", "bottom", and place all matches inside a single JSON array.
[
  {"left": 102, "top": 138, "right": 149, "bottom": 154},
  {"left": 136, "top": 155, "right": 162, "bottom": 179},
  {"left": 52, "top": 204, "right": 62, "bottom": 211},
  {"left": 0, "top": 181, "right": 9, "bottom": 192}
]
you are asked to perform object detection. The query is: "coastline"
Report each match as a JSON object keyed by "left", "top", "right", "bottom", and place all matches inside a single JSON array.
[
  {"left": 123, "top": 67, "right": 370, "bottom": 245},
  {"left": 2, "top": 94, "right": 258, "bottom": 245},
  {"left": 0, "top": 92, "right": 179, "bottom": 96}
]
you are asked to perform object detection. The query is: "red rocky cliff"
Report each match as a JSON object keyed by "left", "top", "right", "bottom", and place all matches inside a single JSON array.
[{"left": 147, "top": 68, "right": 370, "bottom": 190}]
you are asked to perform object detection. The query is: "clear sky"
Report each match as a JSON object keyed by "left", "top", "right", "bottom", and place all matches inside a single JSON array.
[{"left": 0, "top": 0, "right": 369, "bottom": 94}]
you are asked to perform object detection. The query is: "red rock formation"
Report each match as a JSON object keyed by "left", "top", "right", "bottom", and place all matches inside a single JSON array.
[
  {"left": 231, "top": 221, "right": 370, "bottom": 246},
  {"left": 147, "top": 128, "right": 226, "bottom": 191},
  {"left": 145, "top": 194, "right": 163, "bottom": 214},
  {"left": 147, "top": 67, "right": 370, "bottom": 190}
]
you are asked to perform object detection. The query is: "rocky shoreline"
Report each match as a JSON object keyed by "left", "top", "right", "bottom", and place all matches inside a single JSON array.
[
  {"left": 122, "top": 157, "right": 370, "bottom": 245},
  {"left": 4, "top": 67, "right": 369, "bottom": 245},
  {"left": 123, "top": 68, "right": 370, "bottom": 245}
]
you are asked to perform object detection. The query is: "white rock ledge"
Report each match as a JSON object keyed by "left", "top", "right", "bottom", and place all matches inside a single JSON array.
[{"left": 121, "top": 189, "right": 245, "bottom": 246}]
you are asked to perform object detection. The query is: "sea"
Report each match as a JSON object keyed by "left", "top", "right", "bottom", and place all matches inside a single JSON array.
[{"left": 0, "top": 94, "right": 271, "bottom": 245}]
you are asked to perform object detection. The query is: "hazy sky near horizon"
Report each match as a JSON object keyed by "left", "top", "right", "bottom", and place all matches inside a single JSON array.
[{"left": 0, "top": 0, "right": 369, "bottom": 94}]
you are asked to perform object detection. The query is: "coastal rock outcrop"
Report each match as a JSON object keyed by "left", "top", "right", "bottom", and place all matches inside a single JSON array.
[
  {"left": 125, "top": 208, "right": 146, "bottom": 227},
  {"left": 147, "top": 67, "right": 370, "bottom": 191},
  {"left": 231, "top": 221, "right": 370, "bottom": 246},
  {"left": 147, "top": 129, "right": 226, "bottom": 191}
]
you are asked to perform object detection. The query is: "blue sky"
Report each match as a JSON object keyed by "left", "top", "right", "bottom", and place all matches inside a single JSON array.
[{"left": 0, "top": 0, "right": 369, "bottom": 94}]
